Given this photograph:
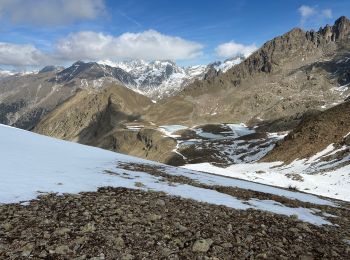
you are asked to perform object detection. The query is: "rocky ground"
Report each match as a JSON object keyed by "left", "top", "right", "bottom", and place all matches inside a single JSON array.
[{"left": 1, "top": 187, "right": 350, "bottom": 260}]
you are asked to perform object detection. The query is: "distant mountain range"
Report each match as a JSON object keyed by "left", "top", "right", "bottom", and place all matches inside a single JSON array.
[
  {"left": 98, "top": 57, "right": 243, "bottom": 99},
  {"left": 0, "top": 69, "right": 38, "bottom": 78},
  {"left": 0, "top": 56, "right": 242, "bottom": 129},
  {"left": 0, "top": 56, "right": 241, "bottom": 99}
]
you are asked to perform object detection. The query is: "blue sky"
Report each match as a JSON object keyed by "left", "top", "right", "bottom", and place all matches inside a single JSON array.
[{"left": 0, "top": 0, "right": 349, "bottom": 70}]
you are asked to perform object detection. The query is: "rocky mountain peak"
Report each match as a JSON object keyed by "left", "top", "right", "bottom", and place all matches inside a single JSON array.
[
  {"left": 217, "top": 16, "right": 350, "bottom": 79},
  {"left": 72, "top": 60, "right": 87, "bottom": 67},
  {"left": 317, "top": 16, "right": 350, "bottom": 42},
  {"left": 39, "top": 65, "right": 64, "bottom": 74},
  {"left": 332, "top": 15, "right": 350, "bottom": 41},
  {"left": 52, "top": 61, "right": 96, "bottom": 83},
  {"left": 49, "top": 61, "right": 135, "bottom": 87}
]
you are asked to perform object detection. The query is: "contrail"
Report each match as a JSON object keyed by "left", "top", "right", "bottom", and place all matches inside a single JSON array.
[{"left": 117, "top": 10, "right": 142, "bottom": 27}]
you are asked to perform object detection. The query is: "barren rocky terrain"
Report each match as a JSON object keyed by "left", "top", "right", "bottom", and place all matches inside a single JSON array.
[
  {"left": 263, "top": 100, "right": 350, "bottom": 163},
  {"left": 1, "top": 187, "right": 350, "bottom": 259}
]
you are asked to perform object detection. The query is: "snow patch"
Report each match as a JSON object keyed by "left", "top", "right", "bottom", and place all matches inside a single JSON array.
[
  {"left": 184, "top": 143, "right": 350, "bottom": 201},
  {"left": 0, "top": 124, "right": 335, "bottom": 225}
]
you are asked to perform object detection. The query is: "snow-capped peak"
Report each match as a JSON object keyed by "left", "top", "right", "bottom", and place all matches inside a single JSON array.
[
  {"left": 99, "top": 59, "right": 182, "bottom": 75},
  {"left": 212, "top": 55, "right": 245, "bottom": 73},
  {"left": 95, "top": 56, "right": 245, "bottom": 99},
  {"left": 0, "top": 69, "right": 39, "bottom": 78},
  {"left": 0, "top": 69, "right": 15, "bottom": 78}
]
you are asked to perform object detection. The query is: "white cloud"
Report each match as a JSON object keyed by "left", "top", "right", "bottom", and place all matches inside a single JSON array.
[
  {"left": 0, "top": 43, "right": 49, "bottom": 67},
  {"left": 54, "top": 30, "right": 203, "bottom": 61},
  {"left": 298, "top": 5, "right": 316, "bottom": 18},
  {"left": 298, "top": 5, "right": 333, "bottom": 26},
  {"left": 0, "top": 30, "right": 204, "bottom": 68},
  {"left": 0, "top": 0, "right": 105, "bottom": 25},
  {"left": 215, "top": 41, "right": 257, "bottom": 58},
  {"left": 322, "top": 9, "right": 333, "bottom": 19}
]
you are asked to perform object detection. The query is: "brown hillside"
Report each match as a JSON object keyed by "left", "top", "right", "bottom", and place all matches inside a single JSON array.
[
  {"left": 262, "top": 101, "right": 350, "bottom": 163},
  {"left": 33, "top": 84, "right": 185, "bottom": 164},
  {"left": 34, "top": 83, "right": 152, "bottom": 142}
]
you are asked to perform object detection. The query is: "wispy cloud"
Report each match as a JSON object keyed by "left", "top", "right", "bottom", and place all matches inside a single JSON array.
[
  {"left": 322, "top": 9, "right": 333, "bottom": 19},
  {"left": 298, "top": 5, "right": 333, "bottom": 27},
  {"left": 0, "top": 0, "right": 106, "bottom": 26},
  {"left": 215, "top": 41, "right": 257, "bottom": 58},
  {"left": 117, "top": 10, "right": 142, "bottom": 27}
]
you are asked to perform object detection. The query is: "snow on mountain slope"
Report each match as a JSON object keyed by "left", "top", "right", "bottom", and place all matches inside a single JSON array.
[
  {"left": 157, "top": 123, "right": 287, "bottom": 166},
  {"left": 213, "top": 55, "right": 245, "bottom": 73},
  {"left": 98, "top": 58, "right": 241, "bottom": 99},
  {"left": 184, "top": 140, "right": 350, "bottom": 201},
  {"left": 0, "top": 124, "right": 339, "bottom": 225},
  {"left": 98, "top": 60, "right": 203, "bottom": 99},
  {"left": 0, "top": 69, "right": 14, "bottom": 78},
  {"left": 0, "top": 69, "right": 38, "bottom": 79}
]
